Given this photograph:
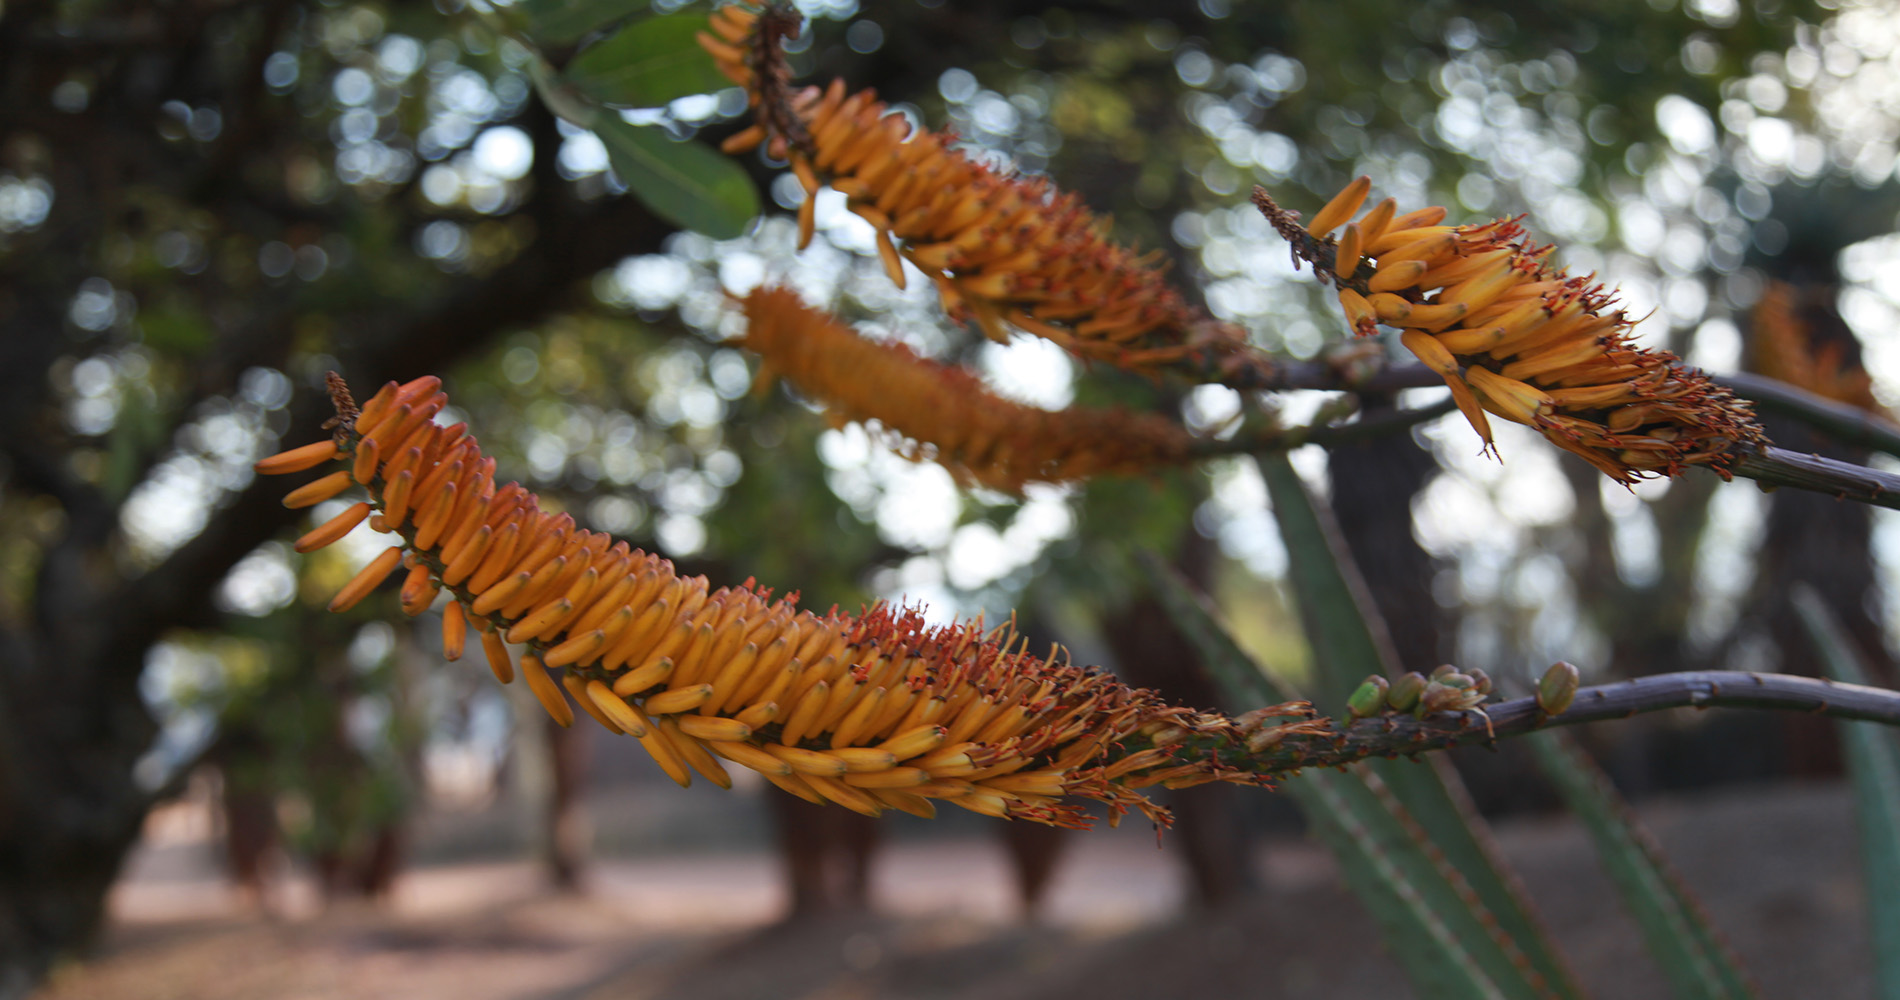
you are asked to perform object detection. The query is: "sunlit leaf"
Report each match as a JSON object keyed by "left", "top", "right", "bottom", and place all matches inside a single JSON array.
[
  {"left": 565, "top": 11, "right": 733, "bottom": 108},
  {"left": 519, "top": 0, "right": 649, "bottom": 46},
  {"left": 594, "top": 119, "right": 759, "bottom": 238}
]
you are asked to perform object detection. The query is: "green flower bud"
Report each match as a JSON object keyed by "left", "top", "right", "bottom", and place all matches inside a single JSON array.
[
  {"left": 1537, "top": 661, "right": 1580, "bottom": 715},
  {"left": 1347, "top": 676, "right": 1390, "bottom": 719},
  {"left": 1387, "top": 671, "right": 1427, "bottom": 712}
]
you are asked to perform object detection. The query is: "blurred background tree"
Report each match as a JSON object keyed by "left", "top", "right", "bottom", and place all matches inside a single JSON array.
[{"left": 3, "top": 0, "right": 1897, "bottom": 995}]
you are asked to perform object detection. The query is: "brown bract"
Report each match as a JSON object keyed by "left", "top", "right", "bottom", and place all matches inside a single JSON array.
[
  {"left": 741, "top": 286, "right": 1201, "bottom": 493},
  {"left": 701, "top": 4, "right": 1267, "bottom": 381},
  {"left": 1268, "top": 179, "right": 1768, "bottom": 484},
  {"left": 257, "top": 374, "right": 1315, "bottom": 828}
]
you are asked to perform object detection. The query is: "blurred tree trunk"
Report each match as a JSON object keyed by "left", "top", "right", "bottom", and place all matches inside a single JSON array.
[
  {"left": 999, "top": 821, "right": 1067, "bottom": 919},
  {"left": 1560, "top": 458, "right": 1719, "bottom": 681},
  {"left": 767, "top": 790, "right": 879, "bottom": 916},
  {"left": 1742, "top": 279, "right": 1892, "bottom": 776},
  {"left": 1109, "top": 531, "right": 1258, "bottom": 908},
  {"left": 1326, "top": 393, "right": 1444, "bottom": 676},
  {"left": 544, "top": 719, "right": 592, "bottom": 890}
]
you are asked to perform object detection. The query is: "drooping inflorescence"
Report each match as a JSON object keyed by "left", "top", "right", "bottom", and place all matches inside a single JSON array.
[
  {"left": 699, "top": 4, "right": 1267, "bottom": 381},
  {"left": 740, "top": 286, "right": 1202, "bottom": 493},
  {"left": 1260, "top": 180, "right": 1767, "bottom": 483},
  {"left": 257, "top": 374, "right": 1323, "bottom": 829}
]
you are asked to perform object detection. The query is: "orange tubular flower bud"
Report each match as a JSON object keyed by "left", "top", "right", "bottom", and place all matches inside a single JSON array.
[
  {"left": 350, "top": 436, "right": 381, "bottom": 485},
  {"left": 399, "top": 563, "right": 440, "bottom": 616},
  {"left": 255, "top": 439, "right": 339, "bottom": 475},
  {"left": 587, "top": 681, "right": 650, "bottom": 737},
  {"left": 480, "top": 628, "right": 515, "bottom": 685},
  {"left": 283, "top": 470, "right": 354, "bottom": 509},
  {"left": 265, "top": 374, "right": 1323, "bottom": 829},
  {"left": 329, "top": 546, "right": 404, "bottom": 613},
  {"left": 441, "top": 600, "right": 468, "bottom": 661},
  {"left": 520, "top": 654, "right": 574, "bottom": 728},
  {"left": 1305, "top": 175, "right": 1370, "bottom": 239},
  {"left": 294, "top": 501, "right": 371, "bottom": 553}
]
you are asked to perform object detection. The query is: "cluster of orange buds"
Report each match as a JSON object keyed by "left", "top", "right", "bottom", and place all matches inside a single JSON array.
[
  {"left": 1749, "top": 279, "right": 1884, "bottom": 415},
  {"left": 256, "top": 374, "right": 1317, "bottom": 828},
  {"left": 1277, "top": 178, "right": 1766, "bottom": 483},
  {"left": 699, "top": 5, "right": 1262, "bottom": 378},
  {"left": 740, "top": 286, "right": 1202, "bottom": 493}
]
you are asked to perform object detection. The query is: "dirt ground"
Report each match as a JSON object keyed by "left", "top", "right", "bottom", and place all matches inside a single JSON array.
[{"left": 31, "top": 779, "right": 1873, "bottom": 1000}]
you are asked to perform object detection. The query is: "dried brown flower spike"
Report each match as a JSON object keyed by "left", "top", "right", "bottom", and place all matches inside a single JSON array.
[
  {"left": 1261, "top": 180, "right": 1767, "bottom": 483},
  {"left": 257, "top": 374, "right": 1320, "bottom": 828}
]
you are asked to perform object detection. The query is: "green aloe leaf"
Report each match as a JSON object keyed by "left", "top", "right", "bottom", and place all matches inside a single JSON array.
[
  {"left": 1526, "top": 730, "right": 1756, "bottom": 1000},
  {"left": 1254, "top": 453, "right": 1587, "bottom": 999},
  {"left": 519, "top": 0, "right": 649, "bottom": 47},
  {"left": 1298, "top": 768, "right": 1511, "bottom": 1000},
  {"left": 1148, "top": 560, "right": 1527, "bottom": 999},
  {"left": 565, "top": 11, "right": 734, "bottom": 108},
  {"left": 1794, "top": 585, "right": 1900, "bottom": 1000},
  {"left": 593, "top": 119, "right": 759, "bottom": 238},
  {"left": 1368, "top": 752, "right": 1586, "bottom": 998},
  {"left": 1253, "top": 453, "right": 1395, "bottom": 708}
]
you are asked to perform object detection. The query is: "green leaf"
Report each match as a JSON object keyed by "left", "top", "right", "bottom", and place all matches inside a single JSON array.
[
  {"left": 1368, "top": 754, "right": 1589, "bottom": 1000},
  {"left": 1340, "top": 760, "right": 1573, "bottom": 1000},
  {"left": 519, "top": 0, "right": 649, "bottom": 47},
  {"left": 593, "top": 119, "right": 759, "bottom": 238},
  {"left": 1795, "top": 586, "right": 1900, "bottom": 1000},
  {"left": 1292, "top": 768, "right": 1510, "bottom": 1000},
  {"left": 1253, "top": 454, "right": 1589, "bottom": 999},
  {"left": 565, "top": 11, "right": 733, "bottom": 108},
  {"left": 1526, "top": 731, "right": 1756, "bottom": 1000},
  {"left": 525, "top": 55, "right": 601, "bottom": 130},
  {"left": 1253, "top": 453, "right": 1395, "bottom": 709},
  {"left": 1147, "top": 561, "right": 1542, "bottom": 1000}
]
